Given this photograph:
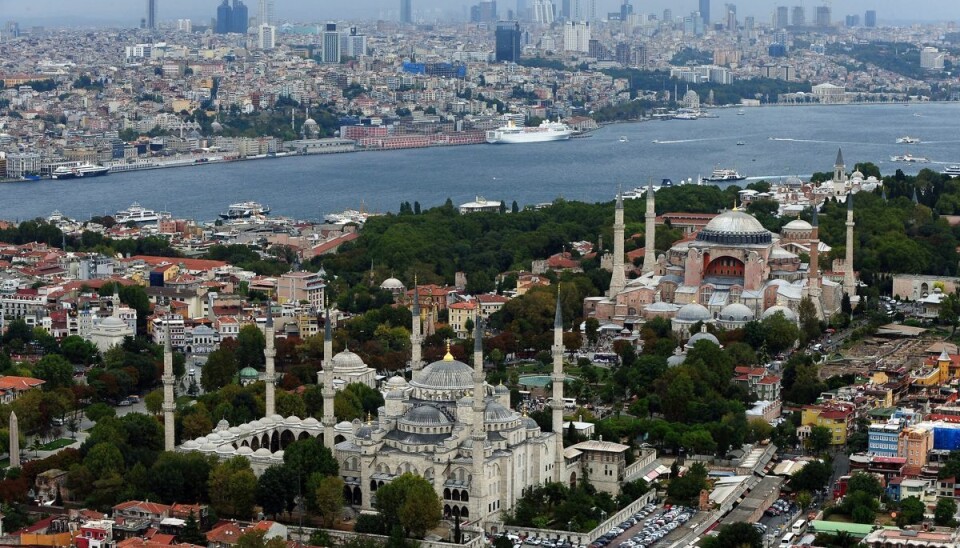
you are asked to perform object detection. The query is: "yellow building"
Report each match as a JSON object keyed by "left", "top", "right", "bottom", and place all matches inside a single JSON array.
[
  {"left": 448, "top": 301, "right": 478, "bottom": 338},
  {"left": 801, "top": 403, "right": 854, "bottom": 445}
]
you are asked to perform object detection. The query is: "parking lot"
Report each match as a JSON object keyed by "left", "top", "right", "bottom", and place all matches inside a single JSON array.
[{"left": 588, "top": 504, "right": 696, "bottom": 548}]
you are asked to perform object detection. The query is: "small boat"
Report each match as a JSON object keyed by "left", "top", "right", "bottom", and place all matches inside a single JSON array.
[
  {"left": 618, "top": 136, "right": 628, "bottom": 143},
  {"left": 737, "top": 109, "right": 745, "bottom": 116},
  {"left": 651, "top": 139, "right": 660, "bottom": 144},
  {"left": 736, "top": 141, "right": 745, "bottom": 146},
  {"left": 890, "top": 153, "right": 929, "bottom": 163},
  {"left": 896, "top": 136, "right": 921, "bottom": 144}
]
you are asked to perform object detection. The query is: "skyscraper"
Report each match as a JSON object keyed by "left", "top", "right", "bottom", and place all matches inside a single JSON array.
[
  {"left": 479, "top": 1, "right": 498, "bottom": 22},
  {"left": 791, "top": 5, "right": 805, "bottom": 26},
  {"left": 258, "top": 24, "right": 275, "bottom": 49},
  {"left": 495, "top": 21, "right": 522, "bottom": 62},
  {"left": 698, "top": 0, "right": 710, "bottom": 26},
  {"left": 216, "top": 0, "right": 232, "bottom": 34},
  {"left": 560, "top": 0, "right": 571, "bottom": 19},
  {"left": 620, "top": 0, "right": 633, "bottom": 23},
  {"left": 864, "top": 10, "right": 876, "bottom": 28},
  {"left": 724, "top": 3, "right": 736, "bottom": 31},
  {"left": 146, "top": 0, "right": 157, "bottom": 29},
  {"left": 258, "top": 0, "right": 273, "bottom": 26},
  {"left": 400, "top": 0, "right": 412, "bottom": 24},
  {"left": 845, "top": 14, "right": 859, "bottom": 27},
  {"left": 533, "top": 0, "right": 555, "bottom": 24},
  {"left": 232, "top": 0, "right": 249, "bottom": 33},
  {"left": 774, "top": 6, "right": 788, "bottom": 29},
  {"left": 815, "top": 5, "right": 830, "bottom": 27},
  {"left": 322, "top": 23, "right": 341, "bottom": 64}
]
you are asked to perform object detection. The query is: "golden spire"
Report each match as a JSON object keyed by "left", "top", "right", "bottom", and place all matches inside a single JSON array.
[
  {"left": 366, "top": 412, "right": 372, "bottom": 425},
  {"left": 732, "top": 198, "right": 739, "bottom": 211},
  {"left": 443, "top": 340, "right": 453, "bottom": 361}
]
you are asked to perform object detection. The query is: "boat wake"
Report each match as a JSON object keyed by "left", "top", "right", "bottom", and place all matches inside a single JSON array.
[{"left": 652, "top": 138, "right": 718, "bottom": 144}]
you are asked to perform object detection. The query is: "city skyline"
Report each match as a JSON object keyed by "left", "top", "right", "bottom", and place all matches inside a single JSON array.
[{"left": 5, "top": 0, "right": 960, "bottom": 25}]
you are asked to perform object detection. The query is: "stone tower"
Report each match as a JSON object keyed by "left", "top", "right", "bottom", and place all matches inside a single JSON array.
[
  {"left": 551, "top": 291, "right": 566, "bottom": 480},
  {"left": 642, "top": 180, "right": 657, "bottom": 274},
  {"left": 321, "top": 308, "right": 336, "bottom": 450},
  {"left": 162, "top": 325, "right": 176, "bottom": 452},
  {"left": 834, "top": 148, "right": 846, "bottom": 185},
  {"left": 9, "top": 411, "right": 19, "bottom": 468},
  {"left": 264, "top": 303, "right": 276, "bottom": 417},
  {"left": 609, "top": 189, "right": 626, "bottom": 297},
  {"left": 844, "top": 192, "right": 856, "bottom": 298}
]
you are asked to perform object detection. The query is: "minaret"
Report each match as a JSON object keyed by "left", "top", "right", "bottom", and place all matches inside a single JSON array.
[
  {"left": 321, "top": 308, "right": 336, "bottom": 450},
  {"left": 471, "top": 319, "right": 486, "bottom": 524},
  {"left": 642, "top": 179, "right": 656, "bottom": 274},
  {"left": 410, "top": 281, "right": 423, "bottom": 371},
  {"left": 844, "top": 192, "right": 856, "bottom": 297},
  {"left": 809, "top": 205, "right": 820, "bottom": 295},
  {"left": 263, "top": 303, "right": 276, "bottom": 417},
  {"left": 609, "top": 189, "right": 626, "bottom": 297},
  {"left": 162, "top": 324, "right": 176, "bottom": 452},
  {"left": 833, "top": 148, "right": 845, "bottom": 184},
  {"left": 551, "top": 291, "right": 566, "bottom": 480}
]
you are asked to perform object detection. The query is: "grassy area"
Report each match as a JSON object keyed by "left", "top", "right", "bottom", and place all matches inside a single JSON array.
[{"left": 38, "top": 438, "right": 74, "bottom": 451}]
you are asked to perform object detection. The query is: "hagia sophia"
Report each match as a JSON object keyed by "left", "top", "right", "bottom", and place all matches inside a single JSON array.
[{"left": 584, "top": 151, "right": 859, "bottom": 334}]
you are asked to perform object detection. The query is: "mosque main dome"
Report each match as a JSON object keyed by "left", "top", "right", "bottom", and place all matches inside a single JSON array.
[
  {"left": 409, "top": 353, "right": 475, "bottom": 392},
  {"left": 697, "top": 210, "right": 772, "bottom": 245}
]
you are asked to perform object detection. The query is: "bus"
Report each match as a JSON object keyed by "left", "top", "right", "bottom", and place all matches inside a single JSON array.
[
  {"left": 791, "top": 519, "right": 806, "bottom": 536},
  {"left": 563, "top": 398, "right": 577, "bottom": 409},
  {"left": 779, "top": 533, "right": 795, "bottom": 547}
]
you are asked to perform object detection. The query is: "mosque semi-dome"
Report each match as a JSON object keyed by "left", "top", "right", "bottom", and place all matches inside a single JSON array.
[
  {"left": 401, "top": 405, "right": 452, "bottom": 426},
  {"left": 719, "top": 303, "right": 754, "bottom": 322},
  {"left": 675, "top": 302, "right": 712, "bottom": 323},
  {"left": 697, "top": 210, "right": 772, "bottom": 245},
  {"left": 380, "top": 277, "right": 405, "bottom": 290},
  {"left": 782, "top": 219, "right": 813, "bottom": 231},
  {"left": 761, "top": 305, "right": 798, "bottom": 322},
  {"left": 686, "top": 330, "right": 721, "bottom": 348}
]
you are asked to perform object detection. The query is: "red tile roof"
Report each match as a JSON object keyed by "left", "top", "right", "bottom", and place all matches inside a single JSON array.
[{"left": 0, "top": 376, "right": 45, "bottom": 391}]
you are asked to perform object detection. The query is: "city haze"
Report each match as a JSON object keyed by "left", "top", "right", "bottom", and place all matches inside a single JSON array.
[{"left": 5, "top": 0, "right": 960, "bottom": 26}]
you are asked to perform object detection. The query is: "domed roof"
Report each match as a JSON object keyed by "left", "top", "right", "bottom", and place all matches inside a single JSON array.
[
  {"left": 99, "top": 316, "right": 127, "bottom": 330},
  {"left": 356, "top": 424, "right": 373, "bottom": 439},
  {"left": 402, "top": 405, "right": 451, "bottom": 426},
  {"left": 697, "top": 210, "right": 770, "bottom": 245},
  {"left": 380, "top": 277, "right": 405, "bottom": 290},
  {"left": 645, "top": 301, "right": 679, "bottom": 312},
  {"left": 410, "top": 354, "right": 474, "bottom": 392},
  {"left": 667, "top": 348, "right": 686, "bottom": 367},
  {"left": 687, "top": 330, "right": 721, "bottom": 348},
  {"left": 495, "top": 383, "right": 510, "bottom": 394},
  {"left": 770, "top": 247, "right": 798, "bottom": 260},
  {"left": 783, "top": 219, "right": 813, "bottom": 231},
  {"left": 239, "top": 367, "right": 259, "bottom": 379},
  {"left": 211, "top": 121, "right": 223, "bottom": 132},
  {"left": 302, "top": 417, "right": 320, "bottom": 427},
  {"left": 761, "top": 305, "right": 798, "bottom": 322},
  {"left": 304, "top": 117, "right": 318, "bottom": 126},
  {"left": 676, "top": 302, "right": 712, "bottom": 323},
  {"left": 332, "top": 350, "right": 368, "bottom": 372},
  {"left": 522, "top": 416, "right": 539, "bottom": 430},
  {"left": 484, "top": 401, "right": 515, "bottom": 423},
  {"left": 851, "top": 170, "right": 864, "bottom": 180},
  {"left": 784, "top": 176, "right": 804, "bottom": 187},
  {"left": 385, "top": 375, "right": 409, "bottom": 390},
  {"left": 719, "top": 303, "right": 754, "bottom": 322}
]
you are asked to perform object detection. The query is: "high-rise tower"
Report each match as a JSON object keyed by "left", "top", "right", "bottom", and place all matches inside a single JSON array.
[
  {"left": 609, "top": 189, "right": 626, "bottom": 297},
  {"left": 258, "top": 0, "right": 273, "bottom": 26},
  {"left": 162, "top": 325, "right": 176, "bottom": 451},
  {"left": 400, "top": 0, "right": 413, "bottom": 23},
  {"left": 698, "top": 0, "right": 710, "bottom": 25},
  {"left": 551, "top": 292, "right": 565, "bottom": 480},
  {"left": 264, "top": 304, "right": 276, "bottom": 417},
  {"left": 146, "top": 0, "right": 158, "bottom": 29},
  {"left": 471, "top": 319, "right": 487, "bottom": 523},
  {"left": 642, "top": 180, "right": 656, "bottom": 274}
]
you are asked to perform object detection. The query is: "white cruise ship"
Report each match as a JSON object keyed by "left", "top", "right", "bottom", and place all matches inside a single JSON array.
[
  {"left": 219, "top": 201, "right": 271, "bottom": 219},
  {"left": 485, "top": 119, "right": 573, "bottom": 144},
  {"left": 115, "top": 203, "right": 171, "bottom": 224},
  {"left": 51, "top": 162, "right": 110, "bottom": 179}
]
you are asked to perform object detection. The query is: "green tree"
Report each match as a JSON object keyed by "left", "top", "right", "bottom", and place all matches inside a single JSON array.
[
  {"left": 208, "top": 456, "right": 258, "bottom": 519},
  {"left": 282, "top": 437, "right": 339, "bottom": 478},
  {"left": 84, "top": 442, "right": 125, "bottom": 478},
  {"left": 179, "top": 511, "right": 206, "bottom": 545},
  {"left": 807, "top": 425, "right": 833, "bottom": 454},
  {"left": 236, "top": 324, "right": 266, "bottom": 369},
  {"left": 847, "top": 472, "right": 883, "bottom": 499},
  {"left": 789, "top": 459, "right": 832, "bottom": 493},
  {"left": 934, "top": 497, "right": 957, "bottom": 526},
  {"left": 374, "top": 473, "right": 442, "bottom": 538},
  {"left": 797, "top": 297, "right": 821, "bottom": 345},
  {"left": 60, "top": 336, "right": 100, "bottom": 365},
  {"left": 85, "top": 402, "right": 116, "bottom": 423},
  {"left": 897, "top": 496, "right": 924, "bottom": 527},
  {"left": 761, "top": 311, "right": 800, "bottom": 355},
  {"left": 234, "top": 529, "right": 287, "bottom": 548},
  {"left": 144, "top": 388, "right": 163, "bottom": 415},
  {"left": 796, "top": 491, "right": 813, "bottom": 510},
  {"left": 313, "top": 474, "right": 345, "bottom": 527},
  {"left": 202, "top": 347, "right": 237, "bottom": 391},
  {"left": 33, "top": 354, "right": 74, "bottom": 390},
  {"left": 256, "top": 465, "right": 296, "bottom": 519},
  {"left": 700, "top": 522, "right": 762, "bottom": 548}
]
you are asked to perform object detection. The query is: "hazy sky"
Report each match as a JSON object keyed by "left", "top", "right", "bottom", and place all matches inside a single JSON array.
[{"left": 5, "top": 0, "right": 960, "bottom": 26}]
